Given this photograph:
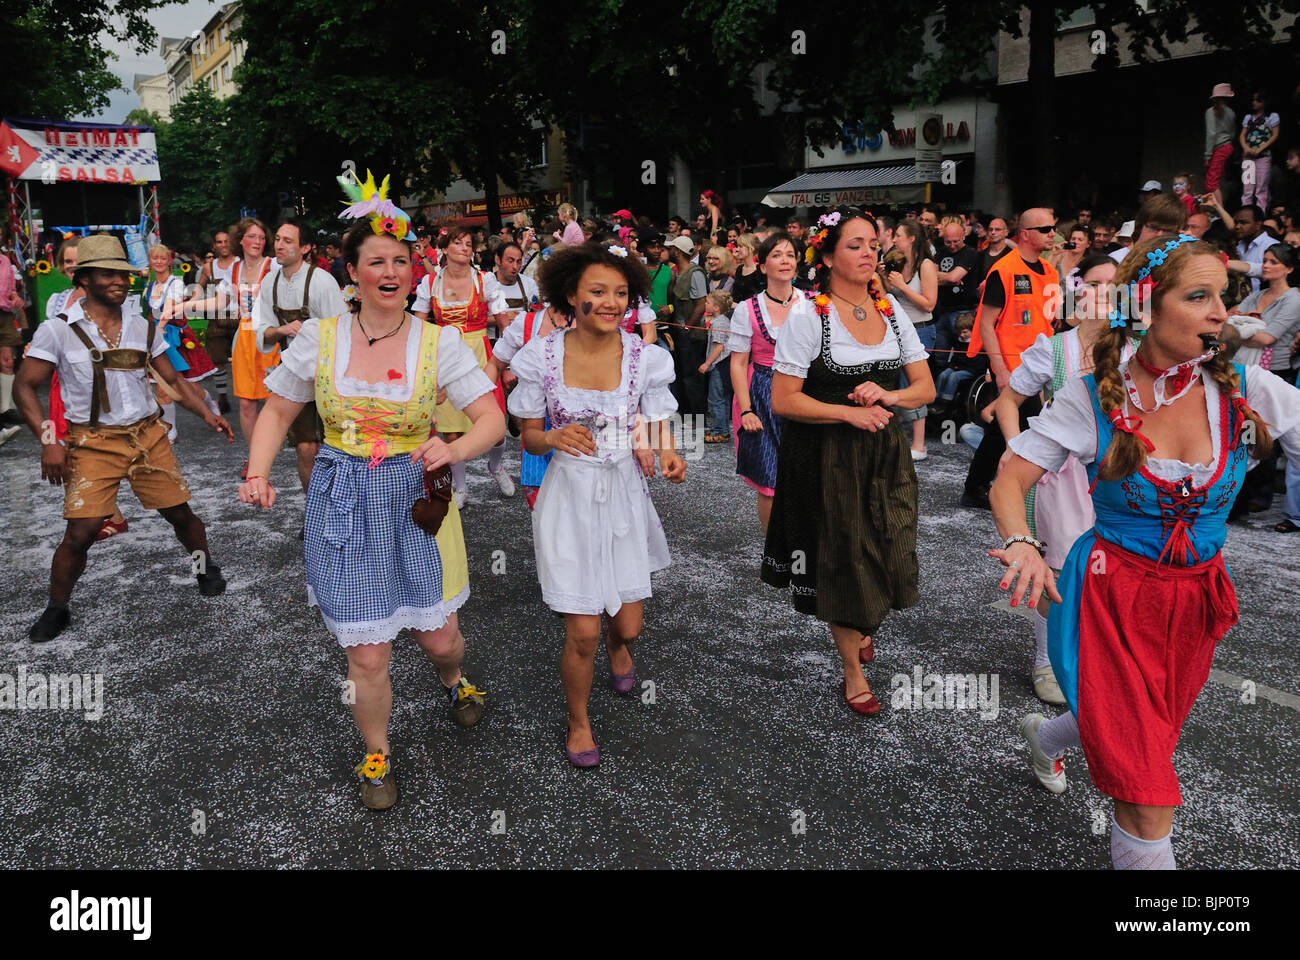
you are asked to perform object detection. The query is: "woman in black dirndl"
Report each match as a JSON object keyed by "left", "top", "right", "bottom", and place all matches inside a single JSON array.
[{"left": 762, "top": 211, "right": 935, "bottom": 715}]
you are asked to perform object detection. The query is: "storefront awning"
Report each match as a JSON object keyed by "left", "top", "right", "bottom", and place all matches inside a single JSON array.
[{"left": 761, "top": 165, "right": 941, "bottom": 208}]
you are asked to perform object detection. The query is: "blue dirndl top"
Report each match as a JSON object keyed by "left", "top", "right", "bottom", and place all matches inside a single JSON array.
[{"left": 1048, "top": 366, "right": 1250, "bottom": 712}]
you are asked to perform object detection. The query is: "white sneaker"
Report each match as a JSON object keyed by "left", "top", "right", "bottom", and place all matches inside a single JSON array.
[
  {"left": 453, "top": 486, "right": 469, "bottom": 510},
  {"left": 1032, "top": 664, "right": 1067, "bottom": 705},
  {"left": 910, "top": 448, "right": 928, "bottom": 461},
  {"left": 0, "top": 425, "right": 21, "bottom": 447},
  {"left": 491, "top": 465, "right": 515, "bottom": 497},
  {"left": 1019, "top": 713, "right": 1068, "bottom": 794}
]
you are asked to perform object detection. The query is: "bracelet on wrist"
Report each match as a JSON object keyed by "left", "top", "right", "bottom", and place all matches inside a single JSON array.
[
  {"left": 741, "top": 409, "right": 756, "bottom": 417},
  {"left": 1002, "top": 535, "right": 1046, "bottom": 556}
]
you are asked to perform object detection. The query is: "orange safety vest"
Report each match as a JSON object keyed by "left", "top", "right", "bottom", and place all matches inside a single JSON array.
[{"left": 967, "top": 250, "right": 1058, "bottom": 371}]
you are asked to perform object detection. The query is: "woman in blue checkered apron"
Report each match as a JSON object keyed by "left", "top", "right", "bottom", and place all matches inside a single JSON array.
[{"left": 239, "top": 202, "right": 506, "bottom": 810}]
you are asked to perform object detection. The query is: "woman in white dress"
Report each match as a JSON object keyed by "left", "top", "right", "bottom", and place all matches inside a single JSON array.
[{"left": 507, "top": 243, "right": 686, "bottom": 767}]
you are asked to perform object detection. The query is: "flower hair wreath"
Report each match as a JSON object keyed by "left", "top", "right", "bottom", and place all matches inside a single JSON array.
[
  {"left": 807, "top": 211, "right": 841, "bottom": 251},
  {"left": 1108, "top": 233, "right": 1198, "bottom": 329}
]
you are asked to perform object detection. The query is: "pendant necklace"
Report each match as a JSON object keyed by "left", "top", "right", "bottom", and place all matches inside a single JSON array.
[
  {"left": 357, "top": 313, "right": 406, "bottom": 347},
  {"left": 832, "top": 291, "right": 871, "bottom": 322},
  {"left": 764, "top": 289, "right": 795, "bottom": 308}
]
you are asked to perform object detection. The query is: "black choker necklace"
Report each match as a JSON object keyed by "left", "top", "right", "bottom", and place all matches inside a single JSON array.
[
  {"left": 764, "top": 289, "right": 795, "bottom": 307},
  {"left": 357, "top": 313, "right": 406, "bottom": 346}
]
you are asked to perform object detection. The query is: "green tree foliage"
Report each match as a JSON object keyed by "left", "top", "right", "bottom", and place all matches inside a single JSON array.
[
  {"left": 124, "top": 108, "right": 162, "bottom": 127},
  {"left": 226, "top": 0, "right": 550, "bottom": 232},
  {"left": 153, "top": 86, "right": 231, "bottom": 252},
  {"left": 0, "top": 0, "right": 171, "bottom": 119}
]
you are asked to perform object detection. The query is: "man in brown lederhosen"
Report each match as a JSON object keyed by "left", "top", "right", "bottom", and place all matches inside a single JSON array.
[
  {"left": 252, "top": 217, "right": 345, "bottom": 491},
  {"left": 13, "top": 235, "right": 235, "bottom": 642}
]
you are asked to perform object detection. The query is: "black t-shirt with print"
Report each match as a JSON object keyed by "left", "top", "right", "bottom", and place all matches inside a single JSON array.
[{"left": 935, "top": 245, "right": 982, "bottom": 313}]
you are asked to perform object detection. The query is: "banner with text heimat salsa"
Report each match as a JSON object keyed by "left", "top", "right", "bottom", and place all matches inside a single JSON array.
[{"left": 0, "top": 118, "right": 161, "bottom": 184}]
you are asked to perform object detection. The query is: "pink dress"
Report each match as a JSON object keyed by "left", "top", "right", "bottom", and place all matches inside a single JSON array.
[
  {"left": 1014, "top": 329, "right": 1131, "bottom": 569},
  {"left": 729, "top": 295, "right": 791, "bottom": 496}
]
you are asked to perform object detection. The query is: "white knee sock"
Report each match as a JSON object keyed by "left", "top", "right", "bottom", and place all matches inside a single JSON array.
[
  {"left": 0, "top": 372, "right": 13, "bottom": 412},
  {"left": 1034, "top": 610, "right": 1051, "bottom": 670},
  {"left": 160, "top": 401, "right": 178, "bottom": 441},
  {"left": 1037, "top": 711, "right": 1080, "bottom": 759},
  {"left": 1111, "top": 816, "right": 1176, "bottom": 870},
  {"left": 451, "top": 462, "right": 467, "bottom": 492},
  {"left": 213, "top": 368, "right": 230, "bottom": 395},
  {"left": 487, "top": 441, "right": 504, "bottom": 472}
]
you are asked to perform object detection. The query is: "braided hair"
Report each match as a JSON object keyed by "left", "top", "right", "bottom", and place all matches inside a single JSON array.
[{"left": 1092, "top": 236, "right": 1272, "bottom": 482}]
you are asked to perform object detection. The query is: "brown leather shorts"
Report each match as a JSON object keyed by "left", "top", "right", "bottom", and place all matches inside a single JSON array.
[
  {"left": 63, "top": 415, "right": 190, "bottom": 518},
  {"left": 285, "top": 400, "right": 323, "bottom": 447},
  {"left": 0, "top": 311, "right": 23, "bottom": 348}
]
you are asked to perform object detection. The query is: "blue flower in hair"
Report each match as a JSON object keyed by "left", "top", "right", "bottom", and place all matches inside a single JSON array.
[
  {"left": 1109, "top": 309, "right": 1127, "bottom": 329},
  {"left": 1149, "top": 248, "right": 1167, "bottom": 266}
]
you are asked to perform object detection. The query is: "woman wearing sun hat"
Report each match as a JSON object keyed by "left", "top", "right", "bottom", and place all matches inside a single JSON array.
[{"left": 1204, "top": 82, "right": 1237, "bottom": 209}]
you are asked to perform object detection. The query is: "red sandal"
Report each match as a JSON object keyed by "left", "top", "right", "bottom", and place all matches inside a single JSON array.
[{"left": 841, "top": 680, "right": 881, "bottom": 716}]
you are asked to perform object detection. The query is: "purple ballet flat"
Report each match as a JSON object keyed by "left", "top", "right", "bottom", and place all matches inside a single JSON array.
[
  {"left": 610, "top": 658, "right": 637, "bottom": 696},
  {"left": 565, "top": 728, "right": 600, "bottom": 768}
]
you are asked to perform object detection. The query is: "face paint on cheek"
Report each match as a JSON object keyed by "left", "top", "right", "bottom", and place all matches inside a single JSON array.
[{"left": 582, "top": 301, "right": 594, "bottom": 316}]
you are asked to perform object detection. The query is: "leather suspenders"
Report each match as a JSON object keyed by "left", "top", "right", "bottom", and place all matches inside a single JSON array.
[{"left": 63, "top": 312, "right": 159, "bottom": 427}]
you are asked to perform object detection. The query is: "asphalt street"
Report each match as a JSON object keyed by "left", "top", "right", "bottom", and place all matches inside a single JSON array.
[{"left": 1, "top": 401, "right": 1296, "bottom": 869}]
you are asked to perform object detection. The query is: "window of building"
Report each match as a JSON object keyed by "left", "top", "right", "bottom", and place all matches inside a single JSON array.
[
  {"left": 1058, "top": 9, "right": 1093, "bottom": 29},
  {"left": 220, "top": 27, "right": 228, "bottom": 44},
  {"left": 528, "top": 127, "right": 548, "bottom": 168},
  {"left": 223, "top": 63, "right": 230, "bottom": 82}
]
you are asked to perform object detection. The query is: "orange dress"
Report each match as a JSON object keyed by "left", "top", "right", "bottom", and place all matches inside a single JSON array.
[{"left": 230, "top": 257, "right": 280, "bottom": 399}]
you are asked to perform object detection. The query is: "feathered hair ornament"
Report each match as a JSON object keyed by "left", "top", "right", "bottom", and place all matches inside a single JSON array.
[{"left": 337, "top": 167, "right": 417, "bottom": 241}]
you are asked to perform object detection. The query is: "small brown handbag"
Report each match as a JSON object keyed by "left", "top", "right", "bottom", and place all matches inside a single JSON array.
[{"left": 411, "top": 464, "right": 454, "bottom": 535}]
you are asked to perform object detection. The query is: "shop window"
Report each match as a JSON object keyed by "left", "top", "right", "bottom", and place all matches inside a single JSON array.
[{"left": 528, "top": 128, "right": 547, "bottom": 169}]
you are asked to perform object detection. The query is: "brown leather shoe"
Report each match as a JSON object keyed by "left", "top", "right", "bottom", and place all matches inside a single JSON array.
[
  {"left": 354, "top": 753, "right": 397, "bottom": 811},
  {"left": 446, "top": 676, "right": 487, "bottom": 728}
]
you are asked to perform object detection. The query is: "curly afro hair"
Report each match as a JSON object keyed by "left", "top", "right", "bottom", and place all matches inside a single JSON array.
[{"left": 537, "top": 242, "right": 651, "bottom": 318}]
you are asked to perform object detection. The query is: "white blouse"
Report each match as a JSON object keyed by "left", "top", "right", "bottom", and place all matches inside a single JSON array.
[
  {"left": 1009, "top": 362, "right": 1300, "bottom": 483},
  {"left": 1007, "top": 329, "right": 1134, "bottom": 397},
  {"left": 507, "top": 328, "right": 678, "bottom": 426},
  {"left": 412, "top": 269, "right": 509, "bottom": 317},
  {"left": 726, "top": 294, "right": 803, "bottom": 355},
  {"left": 265, "top": 314, "right": 494, "bottom": 411},
  {"left": 493, "top": 310, "right": 565, "bottom": 366},
  {"left": 146, "top": 275, "right": 186, "bottom": 319},
  {"left": 772, "top": 295, "right": 928, "bottom": 379}
]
